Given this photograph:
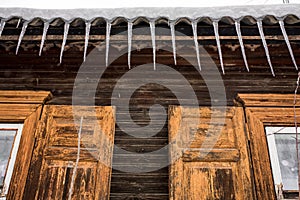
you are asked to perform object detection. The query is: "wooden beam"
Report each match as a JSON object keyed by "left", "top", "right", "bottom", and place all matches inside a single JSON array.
[
  {"left": 0, "top": 34, "right": 300, "bottom": 41},
  {"left": 0, "top": 90, "right": 52, "bottom": 104}
]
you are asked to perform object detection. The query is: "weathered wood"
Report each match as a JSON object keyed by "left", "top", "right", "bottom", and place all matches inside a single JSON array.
[
  {"left": 243, "top": 106, "right": 300, "bottom": 200},
  {"left": 183, "top": 163, "right": 235, "bottom": 200},
  {"left": 236, "top": 94, "right": 300, "bottom": 107},
  {"left": 0, "top": 90, "right": 52, "bottom": 104},
  {"left": 24, "top": 105, "right": 115, "bottom": 200},
  {"left": 0, "top": 104, "right": 40, "bottom": 121},
  {"left": 182, "top": 148, "right": 240, "bottom": 162},
  {"left": 0, "top": 90, "right": 51, "bottom": 200},
  {"left": 6, "top": 106, "right": 43, "bottom": 200},
  {"left": 169, "top": 106, "right": 254, "bottom": 200}
]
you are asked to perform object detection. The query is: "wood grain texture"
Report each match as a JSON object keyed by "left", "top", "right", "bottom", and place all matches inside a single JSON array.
[
  {"left": 24, "top": 105, "right": 115, "bottom": 200},
  {"left": 237, "top": 94, "right": 300, "bottom": 107},
  {"left": 0, "top": 40, "right": 299, "bottom": 107},
  {"left": 0, "top": 90, "right": 52, "bottom": 104},
  {"left": 0, "top": 90, "right": 51, "bottom": 200},
  {"left": 6, "top": 106, "right": 43, "bottom": 200},
  {"left": 244, "top": 107, "right": 300, "bottom": 200},
  {"left": 183, "top": 164, "right": 235, "bottom": 200},
  {"left": 169, "top": 106, "right": 254, "bottom": 200}
]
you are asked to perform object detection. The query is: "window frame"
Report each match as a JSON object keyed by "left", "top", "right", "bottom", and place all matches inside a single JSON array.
[
  {"left": 0, "top": 91, "right": 51, "bottom": 200},
  {"left": 265, "top": 126, "right": 300, "bottom": 193},
  {"left": 0, "top": 123, "right": 23, "bottom": 198},
  {"left": 237, "top": 93, "right": 300, "bottom": 200}
]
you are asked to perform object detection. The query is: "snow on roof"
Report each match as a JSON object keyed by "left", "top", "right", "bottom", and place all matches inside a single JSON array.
[{"left": 0, "top": 4, "right": 299, "bottom": 21}]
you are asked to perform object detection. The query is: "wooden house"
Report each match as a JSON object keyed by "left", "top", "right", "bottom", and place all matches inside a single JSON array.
[{"left": 0, "top": 3, "right": 299, "bottom": 200}]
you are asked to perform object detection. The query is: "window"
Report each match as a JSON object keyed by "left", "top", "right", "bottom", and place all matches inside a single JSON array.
[
  {"left": 237, "top": 93, "right": 300, "bottom": 199},
  {"left": 0, "top": 124, "right": 23, "bottom": 199},
  {"left": 0, "top": 90, "right": 51, "bottom": 199},
  {"left": 266, "top": 127, "right": 299, "bottom": 199}
]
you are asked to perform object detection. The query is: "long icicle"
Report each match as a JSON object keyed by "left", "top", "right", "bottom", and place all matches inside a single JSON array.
[
  {"left": 39, "top": 21, "right": 49, "bottom": 56},
  {"left": 0, "top": 19, "right": 6, "bottom": 37},
  {"left": 213, "top": 20, "right": 225, "bottom": 74},
  {"left": 170, "top": 21, "right": 177, "bottom": 65},
  {"left": 105, "top": 21, "right": 111, "bottom": 67},
  {"left": 149, "top": 20, "right": 156, "bottom": 70},
  {"left": 192, "top": 20, "right": 201, "bottom": 71},
  {"left": 83, "top": 21, "right": 91, "bottom": 62},
  {"left": 257, "top": 19, "right": 275, "bottom": 76},
  {"left": 16, "top": 18, "right": 21, "bottom": 28},
  {"left": 67, "top": 116, "right": 83, "bottom": 200},
  {"left": 293, "top": 72, "right": 300, "bottom": 199},
  {"left": 16, "top": 21, "right": 28, "bottom": 55},
  {"left": 279, "top": 20, "right": 298, "bottom": 70},
  {"left": 60, "top": 21, "right": 70, "bottom": 64},
  {"left": 235, "top": 20, "right": 249, "bottom": 72},
  {"left": 128, "top": 20, "right": 133, "bottom": 69}
]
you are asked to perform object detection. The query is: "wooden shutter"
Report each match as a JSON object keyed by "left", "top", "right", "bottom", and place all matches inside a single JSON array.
[
  {"left": 23, "top": 105, "right": 115, "bottom": 200},
  {"left": 169, "top": 106, "right": 254, "bottom": 200}
]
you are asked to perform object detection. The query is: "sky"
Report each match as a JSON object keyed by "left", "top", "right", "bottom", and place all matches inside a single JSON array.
[{"left": 0, "top": 0, "right": 298, "bottom": 9}]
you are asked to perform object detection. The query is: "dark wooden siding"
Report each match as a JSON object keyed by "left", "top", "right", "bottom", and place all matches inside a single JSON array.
[{"left": 0, "top": 22, "right": 299, "bottom": 199}]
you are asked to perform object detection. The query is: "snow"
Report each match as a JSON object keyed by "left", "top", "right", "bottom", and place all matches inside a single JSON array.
[
  {"left": 0, "top": 4, "right": 298, "bottom": 21},
  {"left": 0, "top": 0, "right": 298, "bottom": 9}
]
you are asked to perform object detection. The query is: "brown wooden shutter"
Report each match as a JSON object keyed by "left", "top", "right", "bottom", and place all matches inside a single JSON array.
[
  {"left": 169, "top": 106, "right": 254, "bottom": 200},
  {"left": 23, "top": 105, "right": 115, "bottom": 200}
]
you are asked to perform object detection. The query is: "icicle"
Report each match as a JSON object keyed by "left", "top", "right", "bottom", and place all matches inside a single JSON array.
[
  {"left": 213, "top": 20, "right": 225, "bottom": 74},
  {"left": 83, "top": 21, "right": 91, "bottom": 62},
  {"left": 128, "top": 21, "right": 133, "bottom": 69},
  {"left": 170, "top": 21, "right": 177, "bottom": 65},
  {"left": 16, "top": 18, "right": 21, "bottom": 28},
  {"left": 16, "top": 21, "right": 28, "bottom": 55},
  {"left": 105, "top": 21, "right": 111, "bottom": 67},
  {"left": 39, "top": 21, "right": 49, "bottom": 56},
  {"left": 67, "top": 116, "right": 83, "bottom": 200},
  {"left": 279, "top": 20, "right": 298, "bottom": 70},
  {"left": 60, "top": 21, "right": 70, "bottom": 64},
  {"left": 0, "top": 19, "right": 6, "bottom": 37},
  {"left": 235, "top": 20, "right": 249, "bottom": 72},
  {"left": 192, "top": 20, "right": 201, "bottom": 71},
  {"left": 257, "top": 19, "right": 275, "bottom": 76},
  {"left": 149, "top": 20, "right": 156, "bottom": 70}
]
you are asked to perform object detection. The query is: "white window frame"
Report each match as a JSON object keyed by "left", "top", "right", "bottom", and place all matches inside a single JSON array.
[
  {"left": 265, "top": 126, "right": 300, "bottom": 192},
  {"left": 0, "top": 124, "right": 23, "bottom": 200}
]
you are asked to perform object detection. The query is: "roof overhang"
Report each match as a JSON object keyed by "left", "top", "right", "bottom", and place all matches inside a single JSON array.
[{"left": 0, "top": 4, "right": 299, "bottom": 22}]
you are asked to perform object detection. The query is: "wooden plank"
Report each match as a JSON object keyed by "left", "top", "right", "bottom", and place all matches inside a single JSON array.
[
  {"left": 6, "top": 105, "right": 43, "bottom": 200},
  {"left": 1, "top": 34, "right": 300, "bottom": 41},
  {"left": 182, "top": 148, "right": 240, "bottom": 162},
  {"left": 245, "top": 108, "right": 277, "bottom": 200},
  {"left": 23, "top": 112, "right": 50, "bottom": 200},
  {"left": 0, "top": 103, "right": 40, "bottom": 121},
  {"left": 247, "top": 107, "right": 300, "bottom": 125},
  {"left": 236, "top": 94, "right": 300, "bottom": 107},
  {"left": 44, "top": 147, "right": 100, "bottom": 162},
  {"left": 0, "top": 90, "right": 52, "bottom": 104},
  {"left": 183, "top": 163, "right": 235, "bottom": 200}
]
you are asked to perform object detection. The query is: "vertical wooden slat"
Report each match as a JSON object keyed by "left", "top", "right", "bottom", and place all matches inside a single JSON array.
[
  {"left": 6, "top": 105, "right": 43, "bottom": 200},
  {"left": 245, "top": 108, "right": 276, "bottom": 200}
]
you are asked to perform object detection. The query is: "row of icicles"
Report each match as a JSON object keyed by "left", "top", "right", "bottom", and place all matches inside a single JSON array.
[{"left": 0, "top": 18, "right": 298, "bottom": 76}]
